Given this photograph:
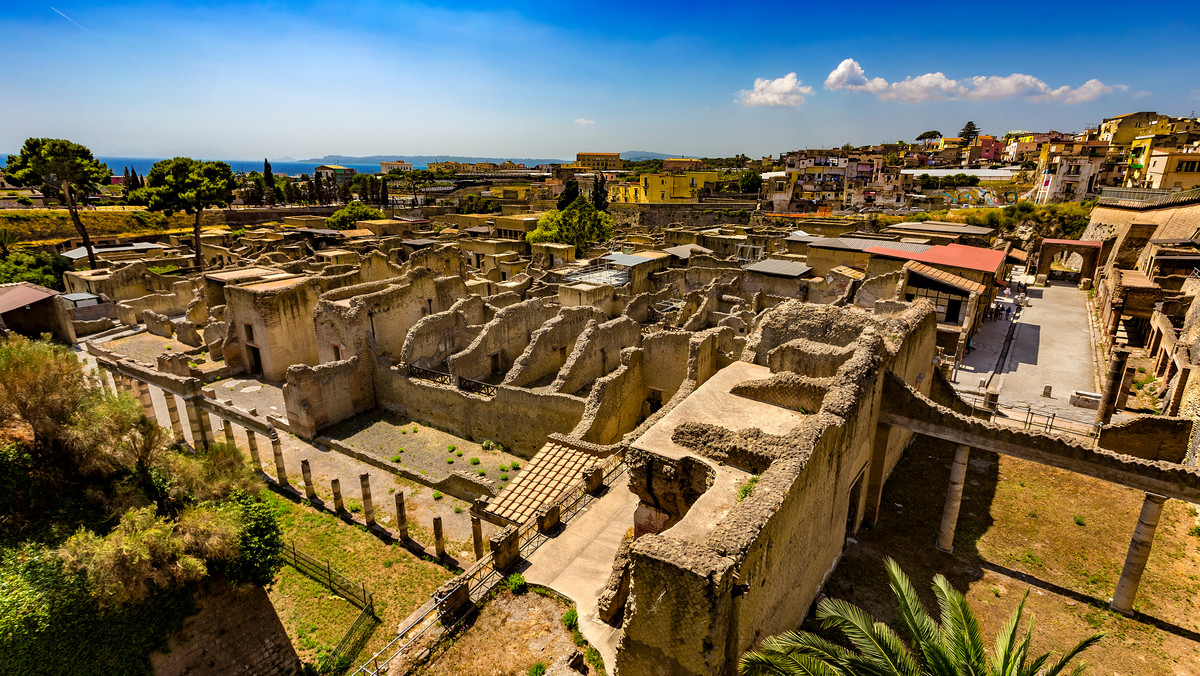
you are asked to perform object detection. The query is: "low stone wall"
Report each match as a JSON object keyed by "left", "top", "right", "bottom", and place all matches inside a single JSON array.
[{"left": 283, "top": 355, "right": 375, "bottom": 440}]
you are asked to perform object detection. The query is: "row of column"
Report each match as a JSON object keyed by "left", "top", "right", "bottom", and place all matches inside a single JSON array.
[
  {"left": 100, "top": 366, "right": 495, "bottom": 566},
  {"left": 933, "top": 440, "right": 1167, "bottom": 616}
]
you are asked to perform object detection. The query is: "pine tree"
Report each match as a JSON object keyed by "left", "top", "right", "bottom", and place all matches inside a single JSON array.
[
  {"left": 380, "top": 179, "right": 389, "bottom": 208},
  {"left": 308, "top": 178, "right": 319, "bottom": 205},
  {"left": 129, "top": 168, "right": 141, "bottom": 190},
  {"left": 959, "top": 121, "right": 980, "bottom": 145},
  {"left": 557, "top": 179, "right": 580, "bottom": 210}
]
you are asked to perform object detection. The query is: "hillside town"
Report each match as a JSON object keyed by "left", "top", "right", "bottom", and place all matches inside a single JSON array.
[{"left": 3, "top": 100, "right": 1200, "bottom": 676}]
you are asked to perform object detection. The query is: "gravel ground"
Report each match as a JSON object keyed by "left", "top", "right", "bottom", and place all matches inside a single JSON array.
[{"left": 325, "top": 410, "right": 525, "bottom": 489}]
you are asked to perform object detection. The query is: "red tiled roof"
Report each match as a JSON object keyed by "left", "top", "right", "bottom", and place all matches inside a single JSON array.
[
  {"left": 866, "top": 243, "right": 1006, "bottom": 274},
  {"left": 1043, "top": 239, "right": 1102, "bottom": 247},
  {"left": 486, "top": 441, "right": 594, "bottom": 524}
]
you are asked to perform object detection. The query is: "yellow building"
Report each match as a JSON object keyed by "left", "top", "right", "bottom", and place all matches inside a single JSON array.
[
  {"left": 1142, "top": 147, "right": 1200, "bottom": 191},
  {"left": 608, "top": 172, "right": 718, "bottom": 204},
  {"left": 937, "top": 137, "right": 963, "bottom": 150},
  {"left": 576, "top": 153, "right": 624, "bottom": 171}
]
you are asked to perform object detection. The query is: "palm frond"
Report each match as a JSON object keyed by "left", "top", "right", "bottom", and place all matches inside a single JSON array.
[
  {"left": 988, "top": 590, "right": 1028, "bottom": 676},
  {"left": 932, "top": 574, "right": 987, "bottom": 675},
  {"left": 884, "top": 557, "right": 956, "bottom": 676},
  {"left": 759, "top": 630, "right": 856, "bottom": 664},
  {"left": 817, "top": 598, "right": 922, "bottom": 676},
  {"left": 1039, "top": 632, "right": 1104, "bottom": 676},
  {"left": 739, "top": 648, "right": 847, "bottom": 676}
]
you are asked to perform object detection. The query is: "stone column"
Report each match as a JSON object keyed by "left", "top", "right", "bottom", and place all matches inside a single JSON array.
[
  {"left": 199, "top": 409, "right": 219, "bottom": 443},
  {"left": 270, "top": 434, "right": 289, "bottom": 486},
  {"left": 1096, "top": 347, "right": 1131, "bottom": 425},
  {"left": 163, "top": 394, "right": 184, "bottom": 443},
  {"left": 936, "top": 444, "right": 971, "bottom": 553},
  {"left": 184, "top": 399, "right": 211, "bottom": 448},
  {"left": 301, "top": 459, "right": 317, "bottom": 501},
  {"left": 359, "top": 473, "right": 375, "bottom": 526},
  {"left": 222, "top": 419, "right": 236, "bottom": 447},
  {"left": 135, "top": 382, "right": 158, "bottom": 424},
  {"left": 245, "top": 430, "right": 261, "bottom": 468},
  {"left": 331, "top": 478, "right": 345, "bottom": 513},
  {"left": 1111, "top": 493, "right": 1168, "bottom": 615},
  {"left": 433, "top": 516, "right": 446, "bottom": 559},
  {"left": 395, "top": 492, "right": 409, "bottom": 540},
  {"left": 1105, "top": 307, "right": 1122, "bottom": 348},
  {"left": 471, "top": 515, "right": 484, "bottom": 561}
]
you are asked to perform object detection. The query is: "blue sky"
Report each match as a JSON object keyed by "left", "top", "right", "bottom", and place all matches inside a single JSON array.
[{"left": 3, "top": 0, "right": 1198, "bottom": 160}]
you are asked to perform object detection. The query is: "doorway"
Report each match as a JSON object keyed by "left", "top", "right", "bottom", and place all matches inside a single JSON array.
[
  {"left": 246, "top": 345, "right": 263, "bottom": 376},
  {"left": 845, "top": 465, "right": 866, "bottom": 538}
]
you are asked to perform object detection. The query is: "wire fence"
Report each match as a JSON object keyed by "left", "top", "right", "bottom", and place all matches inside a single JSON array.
[
  {"left": 350, "top": 449, "right": 627, "bottom": 676},
  {"left": 954, "top": 391, "right": 1101, "bottom": 441},
  {"left": 281, "top": 541, "right": 379, "bottom": 673}
]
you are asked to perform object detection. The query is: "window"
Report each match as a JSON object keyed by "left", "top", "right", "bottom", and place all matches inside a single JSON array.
[
  {"left": 1177, "top": 160, "right": 1200, "bottom": 173},
  {"left": 332, "top": 344, "right": 341, "bottom": 360},
  {"left": 243, "top": 324, "right": 255, "bottom": 343}
]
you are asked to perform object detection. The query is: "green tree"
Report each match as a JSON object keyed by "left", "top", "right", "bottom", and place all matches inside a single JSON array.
[
  {"left": 739, "top": 558, "right": 1102, "bottom": 676},
  {"left": 557, "top": 178, "right": 580, "bottom": 210},
  {"left": 738, "top": 170, "right": 763, "bottom": 194},
  {"left": 0, "top": 228, "right": 18, "bottom": 260},
  {"left": 526, "top": 195, "right": 614, "bottom": 254},
  {"left": 959, "top": 121, "right": 980, "bottom": 145},
  {"left": 326, "top": 200, "right": 384, "bottom": 229},
  {"left": 4, "top": 138, "right": 111, "bottom": 269},
  {"left": 0, "top": 250, "right": 72, "bottom": 290},
  {"left": 592, "top": 172, "right": 609, "bottom": 212},
  {"left": 130, "top": 158, "right": 235, "bottom": 269},
  {"left": 916, "top": 130, "right": 942, "bottom": 144},
  {"left": 262, "top": 159, "right": 277, "bottom": 205},
  {"left": 841, "top": 143, "right": 855, "bottom": 152}
]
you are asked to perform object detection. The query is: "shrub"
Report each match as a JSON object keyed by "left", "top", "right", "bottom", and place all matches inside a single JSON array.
[
  {"left": 505, "top": 572, "right": 527, "bottom": 594},
  {"left": 455, "top": 450, "right": 463, "bottom": 457},
  {"left": 469, "top": 457, "right": 480, "bottom": 465},
  {"left": 509, "top": 461, "right": 520, "bottom": 470},
  {"left": 447, "top": 444, "right": 456, "bottom": 452},
  {"left": 477, "top": 469, "right": 486, "bottom": 476},
  {"left": 499, "top": 463, "right": 508, "bottom": 471},
  {"left": 390, "top": 455, "right": 402, "bottom": 463},
  {"left": 446, "top": 457, "right": 454, "bottom": 464},
  {"left": 562, "top": 607, "right": 578, "bottom": 630},
  {"left": 737, "top": 475, "right": 759, "bottom": 501},
  {"left": 500, "top": 473, "right": 509, "bottom": 481},
  {"left": 432, "top": 491, "right": 443, "bottom": 500},
  {"left": 411, "top": 426, "right": 418, "bottom": 432},
  {"left": 482, "top": 440, "right": 494, "bottom": 450},
  {"left": 1073, "top": 515, "right": 1086, "bottom": 526}
]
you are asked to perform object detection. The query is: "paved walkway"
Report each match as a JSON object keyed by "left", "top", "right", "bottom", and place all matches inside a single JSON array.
[
  {"left": 992, "top": 278, "right": 1100, "bottom": 422},
  {"left": 523, "top": 480, "right": 639, "bottom": 673}
]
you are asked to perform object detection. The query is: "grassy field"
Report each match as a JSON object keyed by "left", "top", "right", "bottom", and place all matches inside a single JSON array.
[
  {"left": 263, "top": 490, "right": 455, "bottom": 670},
  {"left": 0, "top": 208, "right": 227, "bottom": 243},
  {"left": 815, "top": 436, "right": 1200, "bottom": 675}
]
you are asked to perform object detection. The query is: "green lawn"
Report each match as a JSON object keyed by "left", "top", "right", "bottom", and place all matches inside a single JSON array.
[{"left": 263, "top": 491, "right": 454, "bottom": 668}]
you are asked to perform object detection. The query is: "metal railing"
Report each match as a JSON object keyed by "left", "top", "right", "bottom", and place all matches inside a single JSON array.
[
  {"left": 459, "top": 376, "right": 498, "bottom": 397},
  {"left": 408, "top": 363, "right": 454, "bottom": 386},
  {"left": 351, "top": 449, "right": 627, "bottom": 676},
  {"left": 281, "top": 541, "right": 379, "bottom": 672}
]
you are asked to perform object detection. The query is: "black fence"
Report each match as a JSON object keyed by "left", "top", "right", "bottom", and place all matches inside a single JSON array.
[
  {"left": 459, "top": 376, "right": 497, "bottom": 396},
  {"left": 408, "top": 364, "right": 454, "bottom": 386},
  {"left": 281, "top": 541, "right": 379, "bottom": 673}
]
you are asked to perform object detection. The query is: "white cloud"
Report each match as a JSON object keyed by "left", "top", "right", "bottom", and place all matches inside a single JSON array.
[
  {"left": 824, "top": 58, "right": 1120, "bottom": 104},
  {"left": 736, "top": 72, "right": 814, "bottom": 107},
  {"left": 574, "top": 117, "right": 595, "bottom": 125}
]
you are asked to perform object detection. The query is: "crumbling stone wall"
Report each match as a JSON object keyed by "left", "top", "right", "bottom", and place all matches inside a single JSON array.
[
  {"left": 551, "top": 317, "right": 642, "bottom": 396},
  {"left": 854, "top": 270, "right": 903, "bottom": 308},
  {"left": 283, "top": 355, "right": 375, "bottom": 439},
  {"left": 117, "top": 278, "right": 203, "bottom": 326},
  {"left": 1097, "top": 416, "right": 1193, "bottom": 463},
  {"left": 616, "top": 302, "right": 938, "bottom": 675},
  {"left": 400, "top": 296, "right": 490, "bottom": 370},
  {"left": 504, "top": 306, "right": 607, "bottom": 388},
  {"left": 447, "top": 298, "right": 559, "bottom": 381},
  {"left": 375, "top": 362, "right": 586, "bottom": 457}
]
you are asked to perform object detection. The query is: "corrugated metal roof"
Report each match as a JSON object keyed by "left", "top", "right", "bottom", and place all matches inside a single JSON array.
[
  {"left": 886, "top": 221, "right": 995, "bottom": 236},
  {"left": 601, "top": 252, "right": 658, "bottom": 267},
  {"left": 0, "top": 283, "right": 56, "bottom": 314},
  {"left": 62, "top": 242, "right": 166, "bottom": 260},
  {"left": 905, "top": 262, "right": 985, "bottom": 295},
  {"left": 810, "top": 237, "right": 933, "bottom": 253},
  {"left": 744, "top": 258, "right": 813, "bottom": 278},
  {"left": 867, "top": 243, "right": 1005, "bottom": 274}
]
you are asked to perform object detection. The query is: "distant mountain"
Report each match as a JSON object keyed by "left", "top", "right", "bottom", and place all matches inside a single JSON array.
[
  {"left": 285, "top": 154, "right": 571, "bottom": 166},
  {"left": 620, "top": 151, "right": 698, "bottom": 161}
]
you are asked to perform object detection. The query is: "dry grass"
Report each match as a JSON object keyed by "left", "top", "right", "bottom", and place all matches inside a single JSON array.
[
  {"left": 415, "top": 589, "right": 582, "bottom": 676},
  {"left": 817, "top": 436, "right": 1200, "bottom": 675}
]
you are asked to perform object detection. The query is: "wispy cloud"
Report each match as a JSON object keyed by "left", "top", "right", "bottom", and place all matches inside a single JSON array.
[
  {"left": 824, "top": 58, "right": 1120, "bottom": 104},
  {"left": 574, "top": 117, "right": 595, "bottom": 125},
  {"left": 49, "top": 6, "right": 91, "bottom": 33},
  {"left": 736, "top": 72, "right": 814, "bottom": 107}
]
